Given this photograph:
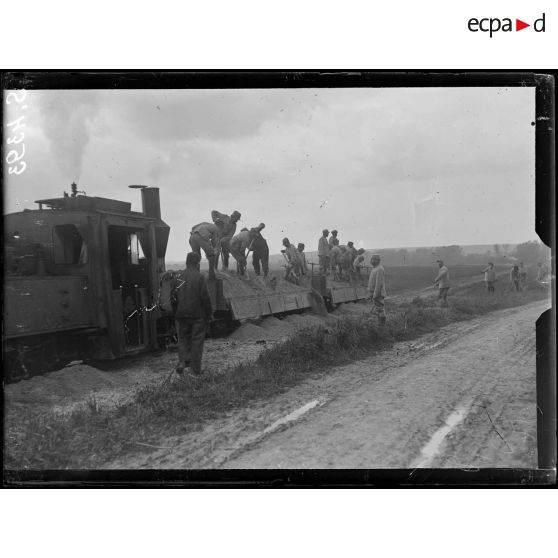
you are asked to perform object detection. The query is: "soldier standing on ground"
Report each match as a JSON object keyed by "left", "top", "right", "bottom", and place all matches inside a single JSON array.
[
  {"left": 537, "top": 262, "right": 544, "bottom": 283},
  {"left": 434, "top": 259, "right": 450, "bottom": 307},
  {"left": 483, "top": 262, "right": 496, "bottom": 293},
  {"left": 318, "top": 229, "right": 330, "bottom": 275},
  {"left": 368, "top": 254, "right": 387, "bottom": 324},
  {"left": 172, "top": 252, "right": 213, "bottom": 376},
  {"left": 518, "top": 261, "right": 528, "bottom": 290},
  {"left": 189, "top": 221, "right": 220, "bottom": 280},
  {"left": 211, "top": 210, "right": 241, "bottom": 271},
  {"left": 536, "top": 261, "right": 549, "bottom": 282},
  {"left": 510, "top": 264, "right": 521, "bottom": 292}
]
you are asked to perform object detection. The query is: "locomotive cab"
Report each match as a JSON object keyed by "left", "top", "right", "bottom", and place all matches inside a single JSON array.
[{"left": 3, "top": 185, "right": 170, "bottom": 380}]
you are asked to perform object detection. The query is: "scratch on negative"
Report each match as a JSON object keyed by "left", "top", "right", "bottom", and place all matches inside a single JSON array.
[{"left": 474, "top": 404, "right": 513, "bottom": 453}]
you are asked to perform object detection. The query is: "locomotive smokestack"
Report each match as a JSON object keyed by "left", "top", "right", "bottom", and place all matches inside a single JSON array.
[{"left": 141, "top": 187, "right": 161, "bottom": 220}]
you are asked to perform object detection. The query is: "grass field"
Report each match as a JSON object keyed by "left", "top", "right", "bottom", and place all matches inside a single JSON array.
[
  {"left": 5, "top": 278, "right": 550, "bottom": 470},
  {"left": 378, "top": 265, "right": 486, "bottom": 293},
  {"left": 266, "top": 264, "right": 508, "bottom": 295}
]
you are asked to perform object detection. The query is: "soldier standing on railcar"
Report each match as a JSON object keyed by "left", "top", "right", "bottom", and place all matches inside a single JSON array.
[
  {"left": 211, "top": 209, "right": 241, "bottom": 271},
  {"left": 282, "top": 237, "right": 300, "bottom": 282},
  {"left": 230, "top": 228, "right": 256, "bottom": 276},
  {"left": 251, "top": 226, "right": 270, "bottom": 277},
  {"left": 318, "top": 229, "right": 330, "bottom": 275},
  {"left": 329, "top": 238, "right": 341, "bottom": 279},
  {"left": 189, "top": 221, "right": 220, "bottom": 280},
  {"left": 353, "top": 249, "right": 366, "bottom": 282},
  {"left": 328, "top": 229, "right": 339, "bottom": 250},
  {"left": 296, "top": 243, "right": 308, "bottom": 276}
]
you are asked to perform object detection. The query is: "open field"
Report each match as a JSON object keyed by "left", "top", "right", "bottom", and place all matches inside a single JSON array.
[
  {"left": 4, "top": 276, "right": 550, "bottom": 470},
  {"left": 191, "top": 263, "right": 526, "bottom": 294}
]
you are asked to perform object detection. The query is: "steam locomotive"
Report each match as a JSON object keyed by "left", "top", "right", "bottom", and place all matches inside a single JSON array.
[{"left": 4, "top": 184, "right": 171, "bottom": 381}]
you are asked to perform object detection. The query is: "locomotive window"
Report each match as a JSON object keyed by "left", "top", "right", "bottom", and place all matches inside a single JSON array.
[
  {"left": 53, "top": 225, "right": 87, "bottom": 264},
  {"left": 128, "top": 233, "right": 145, "bottom": 265}
]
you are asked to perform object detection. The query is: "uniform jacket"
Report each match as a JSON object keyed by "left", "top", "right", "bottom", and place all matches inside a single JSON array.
[
  {"left": 330, "top": 245, "right": 341, "bottom": 260},
  {"left": 328, "top": 236, "right": 338, "bottom": 249},
  {"left": 173, "top": 268, "right": 213, "bottom": 320},
  {"left": 483, "top": 267, "right": 496, "bottom": 282},
  {"left": 434, "top": 265, "right": 450, "bottom": 288},
  {"left": 353, "top": 256, "right": 365, "bottom": 269},
  {"left": 296, "top": 250, "right": 308, "bottom": 272},
  {"left": 318, "top": 236, "right": 330, "bottom": 256},
  {"left": 339, "top": 249, "right": 352, "bottom": 269},
  {"left": 191, "top": 222, "right": 220, "bottom": 245},
  {"left": 368, "top": 264, "right": 387, "bottom": 298},
  {"left": 284, "top": 244, "right": 298, "bottom": 264},
  {"left": 231, "top": 230, "right": 252, "bottom": 252},
  {"left": 251, "top": 233, "right": 269, "bottom": 256},
  {"left": 211, "top": 210, "right": 237, "bottom": 241}
]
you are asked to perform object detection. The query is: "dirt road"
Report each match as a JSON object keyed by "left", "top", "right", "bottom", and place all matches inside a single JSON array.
[{"left": 105, "top": 299, "right": 547, "bottom": 469}]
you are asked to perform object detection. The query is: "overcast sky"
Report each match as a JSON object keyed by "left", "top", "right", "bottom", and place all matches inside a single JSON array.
[{"left": 4, "top": 87, "right": 535, "bottom": 261}]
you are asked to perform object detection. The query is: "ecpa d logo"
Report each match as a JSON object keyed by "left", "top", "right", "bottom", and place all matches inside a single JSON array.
[{"left": 468, "top": 13, "right": 546, "bottom": 37}]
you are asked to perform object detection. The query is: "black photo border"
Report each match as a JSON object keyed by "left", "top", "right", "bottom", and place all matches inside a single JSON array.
[{"left": 2, "top": 70, "right": 555, "bottom": 487}]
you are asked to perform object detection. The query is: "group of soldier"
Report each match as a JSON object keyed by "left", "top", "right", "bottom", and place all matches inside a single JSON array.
[
  {"left": 189, "top": 210, "right": 273, "bottom": 279},
  {"left": 482, "top": 260, "right": 549, "bottom": 294},
  {"left": 317, "top": 229, "right": 367, "bottom": 282},
  {"left": 188, "top": 210, "right": 369, "bottom": 285},
  {"left": 175, "top": 209, "right": 548, "bottom": 377},
  {"left": 188, "top": 212, "right": 376, "bottom": 286}
]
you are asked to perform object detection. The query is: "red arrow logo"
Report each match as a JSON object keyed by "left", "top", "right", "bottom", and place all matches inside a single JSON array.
[{"left": 516, "top": 19, "right": 530, "bottom": 31}]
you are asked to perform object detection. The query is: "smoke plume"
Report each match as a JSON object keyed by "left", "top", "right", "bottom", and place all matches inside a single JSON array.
[{"left": 39, "top": 91, "right": 100, "bottom": 181}]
